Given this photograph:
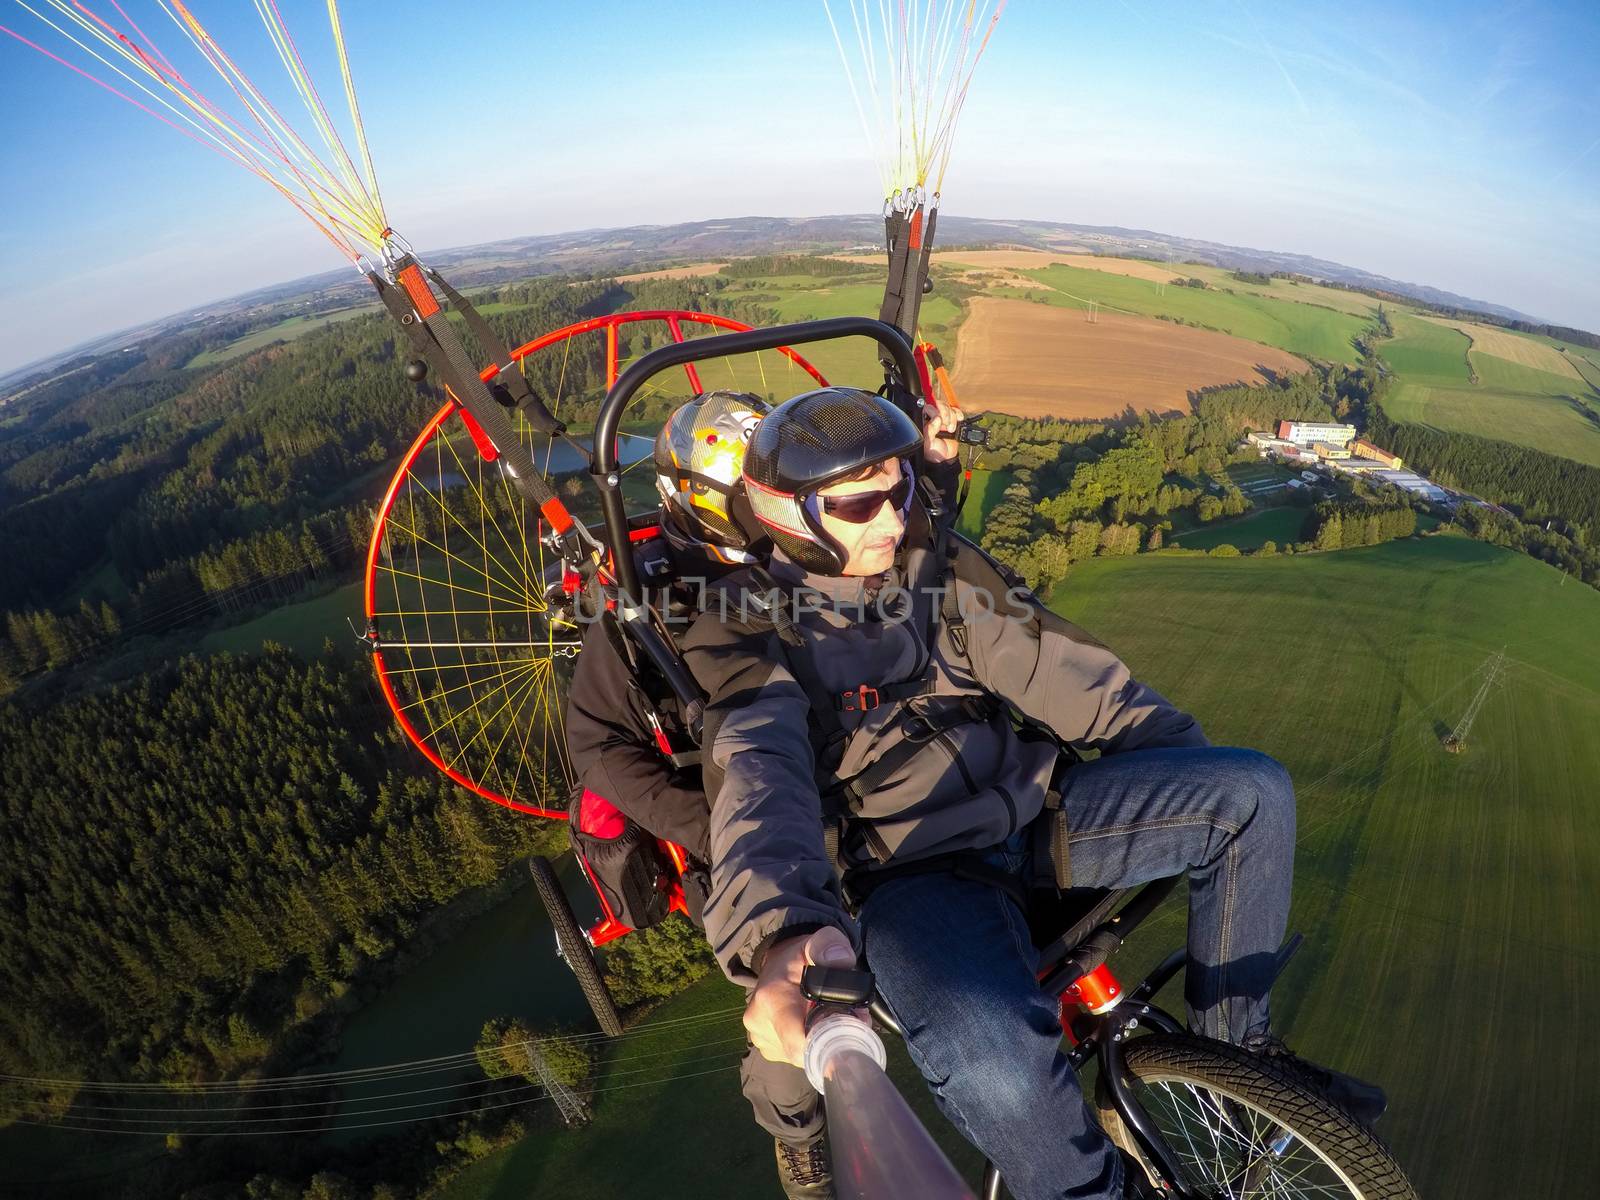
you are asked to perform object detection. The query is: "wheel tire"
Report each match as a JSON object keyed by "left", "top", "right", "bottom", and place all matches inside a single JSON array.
[
  {"left": 528, "top": 855, "right": 623, "bottom": 1037},
  {"left": 1097, "top": 1033, "right": 1418, "bottom": 1199}
]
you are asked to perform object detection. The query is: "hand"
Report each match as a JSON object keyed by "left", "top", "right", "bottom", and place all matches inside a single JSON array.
[
  {"left": 922, "top": 391, "right": 962, "bottom": 465},
  {"left": 744, "top": 927, "right": 859, "bottom": 1067}
]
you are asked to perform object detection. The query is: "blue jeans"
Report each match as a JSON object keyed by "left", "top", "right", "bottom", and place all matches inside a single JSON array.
[{"left": 858, "top": 746, "right": 1296, "bottom": 1200}]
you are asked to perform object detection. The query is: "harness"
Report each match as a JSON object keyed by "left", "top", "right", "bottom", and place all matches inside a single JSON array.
[
  {"left": 600, "top": 531, "right": 709, "bottom": 772},
  {"left": 730, "top": 499, "right": 1010, "bottom": 879}
]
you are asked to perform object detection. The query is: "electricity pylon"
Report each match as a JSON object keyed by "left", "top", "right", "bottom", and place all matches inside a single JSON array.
[
  {"left": 1442, "top": 649, "right": 1506, "bottom": 753},
  {"left": 528, "top": 1040, "right": 590, "bottom": 1127}
]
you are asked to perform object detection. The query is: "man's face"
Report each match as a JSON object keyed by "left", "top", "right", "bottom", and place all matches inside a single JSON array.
[{"left": 815, "top": 458, "right": 908, "bottom": 576}]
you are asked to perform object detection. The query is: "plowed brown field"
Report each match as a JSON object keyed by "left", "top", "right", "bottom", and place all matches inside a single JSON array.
[
  {"left": 824, "top": 249, "right": 1180, "bottom": 283},
  {"left": 935, "top": 249, "right": 1182, "bottom": 282},
  {"left": 615, "top": 262, "right": 726, "bottom": 281},
  {"left": 953, "top": 297, "right": 1307, "bottom": 418}
]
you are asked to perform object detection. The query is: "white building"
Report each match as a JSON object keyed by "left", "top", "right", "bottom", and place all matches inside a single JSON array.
[{"left": 1276, "top": 420, "right": 1356, "bottom": 447}]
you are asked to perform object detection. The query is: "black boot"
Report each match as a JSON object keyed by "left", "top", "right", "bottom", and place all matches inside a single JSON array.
[
  {"left": 774, "top": 1136, "right": 834, "bottom": 1199},
  {"left": 1243, "top": 1033, "right": 1389, "bottom": 1130}
]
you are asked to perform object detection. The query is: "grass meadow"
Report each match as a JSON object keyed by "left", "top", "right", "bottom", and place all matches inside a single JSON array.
[
  {"left": 956, "top": 467, "right": 1016, "bottom": 540},
  {"left": 185, "top": 306, "right": 380, "bottom": 368},
  {"left": 1383, "top": 315, "right": 1600, "bottom": 467},
  {"left": 1051, "top": 535, "right": 1599, "bottom": 1199},
  {"left": 1168, "top": 505, "right": 1307, "bottom": 551}
]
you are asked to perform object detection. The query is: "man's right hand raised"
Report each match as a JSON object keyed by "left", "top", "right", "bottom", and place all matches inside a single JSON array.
[{"left": 745, "top": 927, "right": 860, "bottom": 1067}]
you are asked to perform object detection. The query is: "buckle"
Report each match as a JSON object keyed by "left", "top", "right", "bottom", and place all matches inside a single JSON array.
[
  {"left": 961, "top": 695, "right": 997, "bottom": 722},
  {"left": 840, "top": 685, "right": 880, "bottom": 712}
]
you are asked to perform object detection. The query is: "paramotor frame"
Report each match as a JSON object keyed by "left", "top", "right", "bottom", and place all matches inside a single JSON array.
[{"left": 361, "top": 308, "right": 829, "bottom": 819}]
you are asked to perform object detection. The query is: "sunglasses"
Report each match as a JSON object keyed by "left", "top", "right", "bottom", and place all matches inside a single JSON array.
[{"left": 819, "top": 473, "right": 914, "bottom": 524}]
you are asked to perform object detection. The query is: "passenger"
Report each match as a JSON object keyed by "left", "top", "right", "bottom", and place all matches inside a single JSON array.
[{"left": 681, "top": 386, "right": 1385, "bottom": 1200}]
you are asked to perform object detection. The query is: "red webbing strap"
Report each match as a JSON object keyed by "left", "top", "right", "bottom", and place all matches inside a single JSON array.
[{"left": 396, "top": 264, "right": 439, "bottom": 318}]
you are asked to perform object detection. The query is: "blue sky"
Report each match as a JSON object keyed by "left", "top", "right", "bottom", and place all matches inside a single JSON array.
[{"left": 1, "top": 0, "right": 1597, "bottom": 374}]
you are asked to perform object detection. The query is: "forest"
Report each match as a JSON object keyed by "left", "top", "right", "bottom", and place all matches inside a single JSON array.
[
  {"left": 0, "top": 272, "right": 797, "bottom": 695},
  {"left": 0, "top": 646, "right": 561, "bottom": 1093}
]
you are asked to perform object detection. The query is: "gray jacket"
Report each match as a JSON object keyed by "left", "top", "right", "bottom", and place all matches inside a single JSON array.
[{"left": 680, "top": 533, "right": 1207, "bottom": 985}]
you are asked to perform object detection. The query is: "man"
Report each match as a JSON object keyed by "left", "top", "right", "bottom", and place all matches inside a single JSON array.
[
  {"left": 563, "top": 390, "right": 837, "bottom": 1198},
  {"left": 681, "top": 387, "right": 1382, "bottom": 1200}
]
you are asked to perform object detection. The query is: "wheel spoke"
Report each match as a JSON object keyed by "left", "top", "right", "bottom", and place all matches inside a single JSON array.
[{"left": 1130, "top": 1061, "right": 1376, "bottom": 1200}]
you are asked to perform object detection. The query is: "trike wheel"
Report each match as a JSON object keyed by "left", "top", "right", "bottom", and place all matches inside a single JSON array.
[
  {"left": 1098, "top": 1033, "right": 1417, "bottom": 1199},
  {"left": 529, "top": 855, "right": 623, "bottom": 1037}
]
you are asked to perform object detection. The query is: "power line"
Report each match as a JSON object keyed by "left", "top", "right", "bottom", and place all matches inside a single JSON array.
[
  {"left": 0, "top": 1062, "right": 745, "bottom": 1139},
  {"left": 0, "top": 1006, "right": 745, "bottom": 1094},
  {"left": 31, "top": 1036, "right": 749, "bottom": 1115}
]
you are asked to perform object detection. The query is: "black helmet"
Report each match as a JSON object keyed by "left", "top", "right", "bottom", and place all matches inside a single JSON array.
[
  {"left": 742, "top": 386, "right": 921, "bottom": 575},
  {"left": 654, "top": 390, "right": 770, "bottom": 560}
]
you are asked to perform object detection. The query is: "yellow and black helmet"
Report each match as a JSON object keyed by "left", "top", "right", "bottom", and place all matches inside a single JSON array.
[{"left": 653, "top": 390, "right": 772, "bottom": 558}]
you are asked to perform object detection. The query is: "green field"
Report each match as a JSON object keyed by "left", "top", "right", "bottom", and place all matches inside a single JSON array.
[
  {"left": 1530, "top": 335, "right": 1600, "bottom": 391},
  {"left": 1381, "top": 313, "right": 1472, "bottom": 386},
  {"left": 185, "top": 305, "right": 379, "bottom": 368},
  {"left": 436, "top": 535, "right": 1596, "bottom": 1200},
  {"left": 1049, "top": 536, "right": 1599, "bottom": 1199},
  {"left": 956, "top": 466, "right": 1016, "bottom": 539},
  {"left": 1222, "top": 459, "right": 1295, "bottom": 495},
  {"left": 198, "top": 579, "right": 364, "bottom": 658},
  {"left": 712, "top": 273, "right": 965, "bottom": 389},
  {"left": 1383, "top": 315, "right": 1600, "bottom": 467},
  {"left": 430, "top": 960, "right": 990, "bottom": 1200},
  {"left": 1169, "top": 505, "right": 1306, "bottom": 550},
  {"left": 1010, "top": 262, "right": 1371, "bottom": 363},
  {"left": 1176, "top": 264, "right": 1383, "bottom": 319}
]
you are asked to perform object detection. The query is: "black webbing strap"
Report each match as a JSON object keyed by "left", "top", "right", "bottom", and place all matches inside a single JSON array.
[
  {"left": 422, "top": 268, "right": 572, "bottom": 441},
  {"left": 894, "top": 495, "right": 947, "bottom": 691},
  {"left": 878, "top": 208, "right": 911, "bottom": 329},
  {"left": 422, "top": 269, "right": 529, "bottom": 401},
  {"left": 845, "top": 847, "right": 1029, "bottom": 912},
  {"left": 832, "top": 676, "right": 939, "bottom": 711},
  {"left": 916, "top": 205, "right": 938, "bottom": 318},
  {"left": 369, "top": 260, "right": 595, "bottom": 564},
  {"left": 941, "top": 538, "right": 970, "bottom": 661}
]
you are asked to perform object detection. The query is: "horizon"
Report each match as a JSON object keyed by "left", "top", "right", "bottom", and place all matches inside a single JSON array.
[
  {"left": 1, "top": 208, "right": 1580, "bottom": 383},
  {"left": 2, "top": 0, "right": 1597, "bottom": 374}
]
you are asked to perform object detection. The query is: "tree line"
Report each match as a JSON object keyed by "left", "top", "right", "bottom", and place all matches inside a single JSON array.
[
  {"left": 720, "top": 254, "right": 872, "bottom": 279},
  {"left": 1303, "top": 500, "right": 1417, "bottom": 550},
  {"left": 1366, "top": 403, "right": 1600, "bottom": 585}
]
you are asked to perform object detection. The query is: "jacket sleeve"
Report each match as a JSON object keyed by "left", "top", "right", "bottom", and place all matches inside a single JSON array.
[
  {"left": 681, "top": 612, "right": 853, "bottom": 986},
  {"left": 954, "top": 540, "right": 1208, "bottom": 755},
  {"left": 565, "top": 618, "right": 711, "bottom": 861}
]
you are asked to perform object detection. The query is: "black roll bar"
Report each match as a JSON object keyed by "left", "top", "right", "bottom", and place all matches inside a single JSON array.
[{"left": 593, "top": 316, "right": 922, "bottom": 603}]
